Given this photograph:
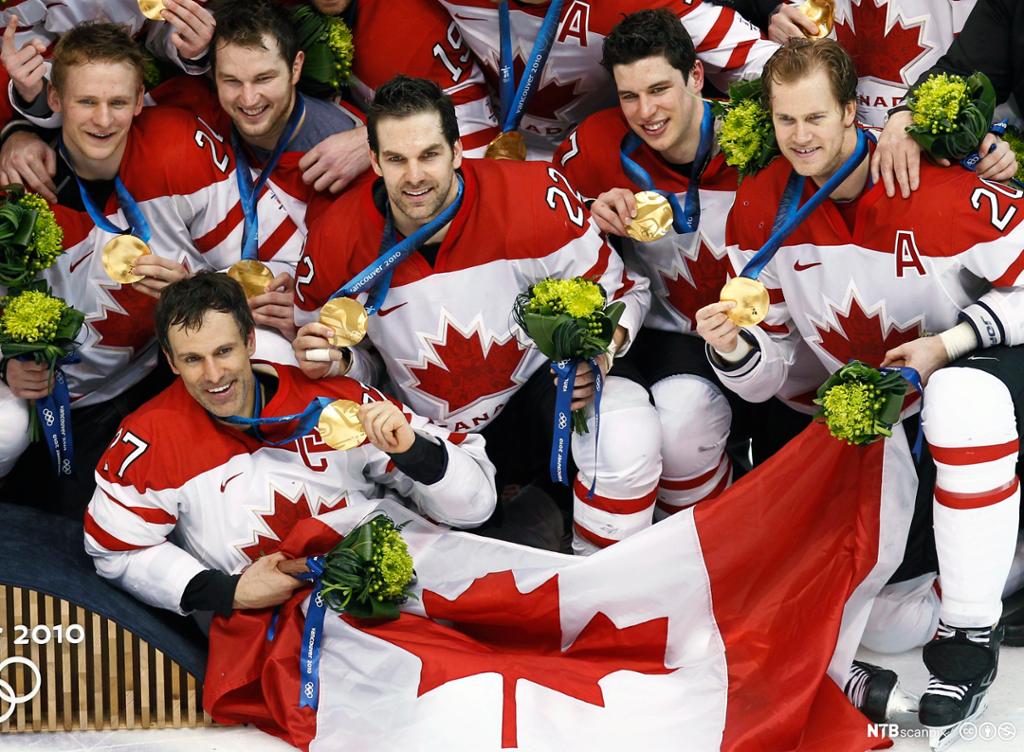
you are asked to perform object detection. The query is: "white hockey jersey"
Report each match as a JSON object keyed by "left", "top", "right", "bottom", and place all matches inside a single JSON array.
[
  {"left": 438, "top": 0, "right": 776, "bottom": 156},
  {"left": 345, "top": 0, "right": 500, "bottom": 157},
  {"left": 714, "top": 148, "right": 1024, "bottom": 407},
  {"left": 295, "top": 158, "right": 650, "bottom": 433},
  {"left": 825, "top": 0, "right": 978, "bottom": 129},
  {"left": 84, "top": 364, "right": 497, "bottom": 614},
  {"left": 48, "top": 107, "right": 306, "bottom": 406}
]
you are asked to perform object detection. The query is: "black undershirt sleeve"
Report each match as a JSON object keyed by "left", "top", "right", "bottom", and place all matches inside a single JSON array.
[
  {"left": 388, "top": 432, "right": 449, "bottom": 485},
  {"left": 180, "top": 569, "right": 241, "bottom": 617}
]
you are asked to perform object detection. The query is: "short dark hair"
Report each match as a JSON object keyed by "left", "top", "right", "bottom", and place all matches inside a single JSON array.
[
  {"left": 209, "top": 0, "right": 300, "bottom": 70},
  {"left": 50, "top": 22, "right": 145, "bottom": 94},
  {"left": 366, "top": 75, "right": 460, "bottom": 154},
  {"left": 601, "top": 10, "right": 697, "bottom": 79},
  {"left": 155, "top": 273, "right": 255, "bottom": 355},
  {"left": 763, "top": 38, "right": 858, "bottom": 110}
]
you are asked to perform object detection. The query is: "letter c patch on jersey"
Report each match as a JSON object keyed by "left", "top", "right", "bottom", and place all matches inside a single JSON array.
[{"left": 894, "top": 230, "right": 926, "bottom": 278}]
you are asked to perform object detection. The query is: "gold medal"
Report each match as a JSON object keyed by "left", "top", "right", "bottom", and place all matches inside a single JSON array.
[
  {"left": 316, "top": 399, "right": 366, "bottom": 451},
  {"left": 319, "top": 297, "right": 369, "bottom": 348},
  {"left": 137, "top": 0, "right": 166, "bottom": 21},
  {"left": 625, "top": 191, "right": 674, "bottom": 243},
  {"left": 799, "top": 0, "right": 835, "bottom": 38},
  {"left": 102, "top": 235, "right": 148, "bottom": 284},
  {"left": 227, "top": 259, "right": 274, "bottom": 298},
  {"left": 484, "top": 130, "right": 527, "bottom": 161},
  {"left": 720, "top": 276, "right": 770, "bottom": 327}
]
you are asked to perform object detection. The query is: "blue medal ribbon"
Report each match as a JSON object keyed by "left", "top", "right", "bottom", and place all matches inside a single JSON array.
[
  {"left": 327, "top": 176, "right": 464, "bottom": 314},
  {"left": 220, "top": 376, "right": 334, "bottom": 445},
  {"left": 739, "top": 128, "right": 872, "bottom": 281},
  {"left": 58, "top": 140, "right": 152, "bottom": 245},
  {"left": 231, "top": 95, "right": 307, "bottom": 260},
  {"left": 619, "top": 101, "right": 716, "bottom": 235},
  {"left": 549, "top": 357, "right": 603, "bottom": 493},
  {"left": 293, "top": 555, "right": 327, "bottom": 709},
  {"left": 497, "top": 0, "right": 565, "bottom": 132},
  {"left": 31, "top": 353, "right": 79, "bottom": 477}
]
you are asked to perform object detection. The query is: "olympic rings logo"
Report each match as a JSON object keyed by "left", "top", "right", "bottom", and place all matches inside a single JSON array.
[
  {"left": 42, "top": 409, "right": 55, "bottom": 427},
  {"left": 0, "top": 656, "right": 42, "bottom": 723}
]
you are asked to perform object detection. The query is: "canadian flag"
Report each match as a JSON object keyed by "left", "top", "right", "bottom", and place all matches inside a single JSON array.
[{"left": 204, "top": 423, "right": 915, "bottom": 751}]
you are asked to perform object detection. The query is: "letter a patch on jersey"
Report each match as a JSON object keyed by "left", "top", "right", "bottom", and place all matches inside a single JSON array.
[
  {"left": 894, "top": 230, "right": 926, "bottom": 278},
  {"left": 557, "top": 2, "right": 591, "bottom": 47}
]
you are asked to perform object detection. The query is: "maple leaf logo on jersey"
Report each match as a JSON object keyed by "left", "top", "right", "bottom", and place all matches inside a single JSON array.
[
  {"left": 238, "top": 488, "right": 347, "bottom": 562},
  {"left": 360, "top": 571, "right": 672, "bottom": 748},
  {"left": 810, "top": 294, "right": 922, "bottom": 368},
  {"left": 661, "top": 238, "right": 733, "bottom": 325},
  {"left": 834, "top": 0, "right": 929, "bottom": 85},
  {"left": 483, "top": 50, "right": 583, "bottom": 123},
  {"left": 90, "top": 284, "right": 159, "bottom": 356},
  {"left": 407, "top": 317, "right": 526, "bottom": 416}
]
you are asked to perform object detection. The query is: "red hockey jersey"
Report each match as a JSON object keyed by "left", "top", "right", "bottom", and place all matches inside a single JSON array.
[
  {"left": 84, "top": 364, "right": 497, "bottom": 613},
  {"left": 439, "top": 0, "right": 775, "bottom": 156},
  {"left": 346, "top": 0, "right": 500, "bottom": 157},
  {"left": 715, "top": 150, "right": 1024, "bottom": 405},
  {"left": 295, "top": 158, "right": 650, "bottom": 432}
]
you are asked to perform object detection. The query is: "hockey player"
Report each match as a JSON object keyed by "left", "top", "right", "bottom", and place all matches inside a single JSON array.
[
  {"left": 695, "top": 38, "right": 1024, "bottom": 746},
  {"left": 0, "top": 23, "right": 308, "bottom": 513},
  {"left": 438, "top": 0, "right": 777, "bottom": 158},
  {"left": 554, "top": 10, "right": 815, "bottom": 516},
  {"left": 85, "top": 272, "right": 496, "bottom": 617},
  {"left": 292, "top": 75, "right": 661, "bottom": 555},
  {"left": 334, "top": 0, "right": 501, "bottom": 158}
]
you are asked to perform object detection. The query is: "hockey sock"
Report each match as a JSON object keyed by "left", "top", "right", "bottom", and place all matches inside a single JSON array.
[{"left": 923, "top": 368, "right": 1020, "bottom": 628}]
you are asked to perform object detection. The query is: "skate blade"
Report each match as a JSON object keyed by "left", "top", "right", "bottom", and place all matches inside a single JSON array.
[
  {"left": 886, "top": 683, "right": 920, "bottom": 717},
  {"left": 926, "top": 696, "right": 990, "bottom": 751}
]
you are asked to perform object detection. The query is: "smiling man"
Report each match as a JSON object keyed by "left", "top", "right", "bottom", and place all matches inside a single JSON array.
[
  {"left": 554, "top": 9, "right": 816, "bottom": 519},
  {"left": 292, "top": 75, "right": 660, "bottom": 556},
  {"left": 0, "top": 22, "right": 319, "bottom": 516},
  {"left": 694, "top": 38, "right": 1024, "bottom": 743},
  {"left": 84, "top": 272, "right": 496, "bottom": 618}
]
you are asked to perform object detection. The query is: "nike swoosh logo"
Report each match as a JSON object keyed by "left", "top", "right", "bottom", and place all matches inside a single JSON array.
[
  {"left": 69, "top": 250, "right": 95, "bottom": 273},
  {"left": 378, "top": 302, "right": 408, "bottom": 317},
  {"left": 220, "top": 472, "right": 242, "bottom": 493},
  {"left": 454, "top": 12, "right": 486, "bottom": 21},
  {"left": 967, "top": 356, "right": 997, "bottom": 361},
  {"left": 793, "top": 261, "right": 823, "bottom": 272}
]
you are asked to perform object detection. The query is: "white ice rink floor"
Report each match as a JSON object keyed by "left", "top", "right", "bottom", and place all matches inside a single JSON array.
[{"left": 1, "top": 646, "right": 1022, "bottom": 752}]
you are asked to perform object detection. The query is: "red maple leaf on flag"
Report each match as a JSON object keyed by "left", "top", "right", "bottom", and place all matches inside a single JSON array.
[
  {"left": 483, "top": 51, "right": 583, "bottom": 123},
  {"left": 834, "top": 0, "right": 928, "bottom": 85},
  {"left": 90, "top": 284, "right": 159, "bottom": 356},
  {"left": 359, "top": 571, "right": 673, "bottom": 749},
  {"left": 408, "top": 322, "right": 526, "bottom": 415},
  {"left": 239, "top": 489, "right": 346, "bottom": 562},
  {"left": 812, "top": 295, "right": 921, "bottom": 368},
  {"left": 661, "top": 239, "right": 734, "bottom": 325}
]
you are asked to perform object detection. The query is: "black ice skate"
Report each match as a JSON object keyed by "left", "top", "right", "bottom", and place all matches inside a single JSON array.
[
  {"left": 843, "top": 660, "right": 918, "bottom": 724},
  {"left": 920, "top": 621, "right": 1002, "bottom": 751}
]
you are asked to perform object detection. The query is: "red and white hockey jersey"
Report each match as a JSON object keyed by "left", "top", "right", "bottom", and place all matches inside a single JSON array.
[
  {"left": 824, "top": 0, "right": 978, "bottom": 129},
  {"left": 84, "top": 364, "right": 497, "bottom": 614},
  {"left": 346, "top": 0, "right": 500, "bottom": 157},
  {"left": 715, "top": 151, "right": 1024, "bottom": 406},
  {"left": 295, "top": 158, "right": 650, "bottom": 432},
  {"left": 439, "top": 0, "right": 775, "bottom": 156},
  {"left": 554, "top": 107, "right": 741, "bottom": 334},
  {"left": 47, "top": 107, "right": 306, "bottom": 406}
]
